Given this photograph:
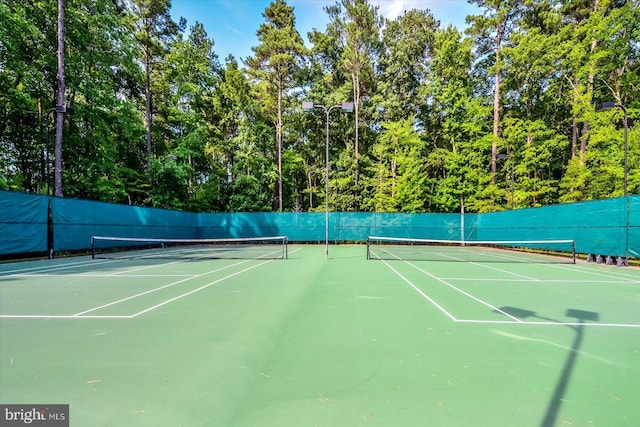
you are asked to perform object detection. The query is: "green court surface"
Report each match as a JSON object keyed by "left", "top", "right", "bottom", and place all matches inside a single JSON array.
[{"left": 1, "top": 245, "right": 639, "bottom": 426}]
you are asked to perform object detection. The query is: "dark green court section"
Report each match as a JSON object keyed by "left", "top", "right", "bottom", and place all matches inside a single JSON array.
[{"left": 1, "top": 246, "right": 639, "bottom": 426}]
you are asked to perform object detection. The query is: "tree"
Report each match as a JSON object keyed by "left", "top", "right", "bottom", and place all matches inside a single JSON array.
[
  {"left": 0, "top": 0, "right": 147, "bottom": 201},
  {"left": 378, "top": 9, "right": 438, "bottom": 122},
  {"left": 467, "top": 0, "right": 523, "bottom": 184},
  {"left": 502, "top": 118, "right": 568, "bottom": 207},
  {"left": 330, "top": 0, "right": 382, "bottom": 203},
  {"left": 53, "top": 0, "right": 67, "bottom": 196},
  {"left": 367, "top": 118, "right": 427, "bottom": 212},
  {"left": 208, "top": 56, "right": 278, "bottom": 212},
  {"left": 421, "top": 25, "right": 490, "bottom": 212},
  {"left": 246, "top": 0, "right": 306, "bottom": 211},
  {"left": 0, "top": 0, "right": 47, "bottom": 192},
  {"left": 154, "top": 21, "right": 221, "bottom": 210},
  {"left": 62, "top": 0, "right": 147, "bottom": 203},
  {"left": 555, "top": 0, "right": 632, "bottom": 200},
  {"left": 1, "top": 0, "right": 637, "bottom": 214},
  {"left": 129, "top": 0, "right": 179, "bottom": 173}
]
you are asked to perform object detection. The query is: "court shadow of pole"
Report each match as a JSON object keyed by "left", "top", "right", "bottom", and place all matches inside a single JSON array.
[{"left": 497, "top": 307, "right": 599, "bottom": 427}]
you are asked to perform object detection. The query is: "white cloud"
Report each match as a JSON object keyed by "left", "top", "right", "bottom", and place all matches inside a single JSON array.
[
  {"left": 370, "top": 0, "right": 429, "bottom": 20},
  {"left": 369, "top": 0, "right": 478, "bottom": 29}
]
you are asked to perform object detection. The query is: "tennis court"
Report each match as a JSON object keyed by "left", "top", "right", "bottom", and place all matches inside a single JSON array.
[{"left": 1, "top": 243, "right": 639, "bottom": 426}]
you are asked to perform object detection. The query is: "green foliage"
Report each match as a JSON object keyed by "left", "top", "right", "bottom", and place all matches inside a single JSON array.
[
  {"left": 0, "top": 0, "right": 638, "bottom": 216},
  {"left": 379, "top": 9, "right": 438, "bottom": 121},
  {"left": 559, "top": 158, "right": 589, "bottom": 203},
  {"left": 246, "top": 0, "right": 307, "bottom": 211},
  {"left": 366, "top": 118, "right": 427, "bottom": 212}
]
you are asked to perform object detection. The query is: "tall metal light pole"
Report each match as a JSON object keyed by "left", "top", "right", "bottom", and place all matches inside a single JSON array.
[
  {"left": 595, "top": 101, "right": 629, "bottom": 266},
  {"left": 303, "top": 101, "right": 354, "bottom": 260}
]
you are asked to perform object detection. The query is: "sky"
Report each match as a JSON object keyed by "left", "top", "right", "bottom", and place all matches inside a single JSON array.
[{"left": 169, "top": 0, "right": 480, "bottom": 63}]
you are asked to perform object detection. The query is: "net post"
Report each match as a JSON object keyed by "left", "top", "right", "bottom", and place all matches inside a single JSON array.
[
  {"left": 572, "top": 240, "right": 576, "bottom": 264},
  {"left": 284, "top": 237, "right": 288, "bottom": 259},
  {"left": 91, "top": 236, "right": 96, "bottom": 259},
  {"left": 366, "top": 238, "right": 370, "bottom": 260}
]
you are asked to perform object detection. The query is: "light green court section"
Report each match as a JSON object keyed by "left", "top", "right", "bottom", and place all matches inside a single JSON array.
[{"left": 1, "top": 245, "right": 639, "bottom": 426}]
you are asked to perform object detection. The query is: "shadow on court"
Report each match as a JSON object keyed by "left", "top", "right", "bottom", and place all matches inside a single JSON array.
[{"left": 497, "top": 306, "right": 600, "bottom": 427}]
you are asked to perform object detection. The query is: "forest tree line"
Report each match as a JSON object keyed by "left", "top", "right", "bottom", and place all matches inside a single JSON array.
[{"left": 0, "top": 0, "right": 638, "bottom": 213}]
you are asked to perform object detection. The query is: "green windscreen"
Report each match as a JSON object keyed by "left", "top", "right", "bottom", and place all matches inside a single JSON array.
[
  {"left": 629, "top": 196, "right": 640, "bottom": 258},
  {"left": 52, "top": 197, "right": 199, "bottom": 252},
  {"left": 0, "top": 190, "right": 49, "bottom": 255},
  {"left": 197, "top": 212, "right": 471, "bottom": 243},
  {"left": 475, "top": 198, "right": 628, "bottom": 256},
  {"left": 1, "top": 191, "right": 637, "bottom": 260},
  {"left": 329, "top": 212, "right": 470, "bottom": 242},
  {"left": 197, "top": 212, "right": 298, "bottom": 240}
]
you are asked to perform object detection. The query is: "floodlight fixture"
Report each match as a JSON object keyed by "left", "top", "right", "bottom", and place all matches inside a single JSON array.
[{"left": 302, "top": 101, "right": 315, "bottom": 112}]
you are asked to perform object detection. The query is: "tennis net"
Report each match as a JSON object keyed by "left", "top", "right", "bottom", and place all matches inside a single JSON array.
[
  {"left": 366, "top": 236, "right": 576, "bottom": 264},
  {"left": 91, "top": 236, "right": 288, "bottom": 260}
]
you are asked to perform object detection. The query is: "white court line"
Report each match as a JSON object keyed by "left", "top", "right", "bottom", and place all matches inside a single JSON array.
[
  {"left": 442, "top": 251, "right": 541, "bottom": 276},
  {"left": 71, "top": 258, "right": 259, "bottom": 316},
  {"left": 376, "top": 248, "right": 521, "bottom": 322},
  {"left": 381, "top": 247, "right": 510, "bottom": 322},
  {"left": 1, "top": 247, "right": 301, "bottom": 319},
  {"left": 380, "top": 259, "right": 458, "bottom": 321},
  {"left": 455, "top": 319, "right": 640, "bottom": 328},
  {"left": 465, "top": 261, "right": 539, "bottom": 281},
  {"left": 130, "top": 260, "right": 273, "bottom": 318},
  {"left": 1, "top": 260, "right": 261, "bottom": 319},
  {"left": 102, "top": 246, "right": 249, "bottom": 275},
  {"left": 546, "top": 262, "right": 640, "bottom": 282},
  {"left": 1, "top": 244, "right": 286, "bottom": 280},
  {"left": 0, "top": 314, "right": 133, "bottom": 319},
  {"left": 0, "top": 258, "right": 123, "bottom": 276},
  {"left": 0, "top": 245, "right": 226, "bottom": 277},
  {"left": 458, "top": 247, "right": 570, "bottom": 264},
  {"left": 372, "top": 246, "right": 564, "bottom": 271},
  {"left": 377, "top": 256, "right": 640, "bottom": 329},
  {"left": 6, "top": 274, "right": 196, "bottom": 278},
  {"left": 124, "top": 246, "right": 299, "bottom": 318},
  {"left": 439, "top": 278, "right": 640, "bottom": 284},
  {"left": 0, "top": 248, "right": 199, "bottom": 277},
  {"left": 370, "top": 247, "right": 466, "bottom": 263},
  {"left": 402, "top": 260, "right": 523, "bottom": 322},
  {"left": 106, "top": 257, "right": 195, "bottom": 276}
]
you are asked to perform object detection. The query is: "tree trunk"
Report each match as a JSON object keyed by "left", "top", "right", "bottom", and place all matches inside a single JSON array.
[
  {"left": 580, "top": 0, "right": 600, "bottom": 160},
  {"left": 54, "top": 0, "right": 66, "bottom": 197},
  {"left": 571, "top": 118, "right": 578, "bottom": 160},
  {"left": 491, "top": 27, "right": 502, "bottom": 185},
  {"left": 145, "top": 46, "right": 153, "bottom": 173}
]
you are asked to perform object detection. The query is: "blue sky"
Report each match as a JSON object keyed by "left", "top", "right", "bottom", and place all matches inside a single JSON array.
[{"left": 170, "top": 0, "right": 480, "bottom": 62}]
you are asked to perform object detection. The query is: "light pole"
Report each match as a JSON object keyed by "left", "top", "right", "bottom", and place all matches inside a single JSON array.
[
  {"left": 497, "top": 153, "right": 514, "bottom": 209},
  {"left": 303, "top": 101, "right": 354, "bottom": 260},
  {"left": 595, "top": 101, "right": 629, "bottom": 266}
]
